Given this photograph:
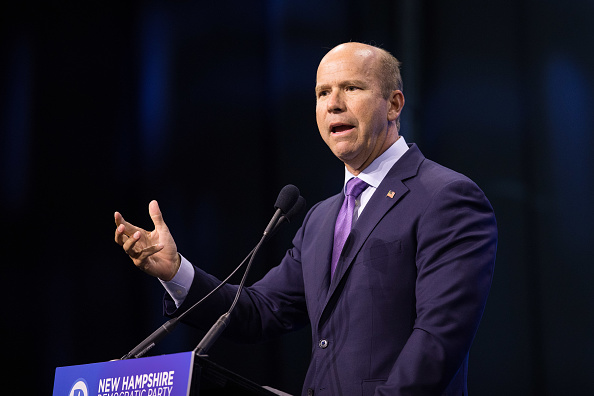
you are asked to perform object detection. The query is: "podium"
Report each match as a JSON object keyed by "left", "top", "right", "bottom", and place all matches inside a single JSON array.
[{"left": 53, "top": 352, "right": 286, "bottom": 396}]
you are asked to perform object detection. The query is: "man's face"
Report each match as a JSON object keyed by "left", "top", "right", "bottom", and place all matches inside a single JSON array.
[{"left": 315, "top": 43, "right": 402, "bottom": 175}]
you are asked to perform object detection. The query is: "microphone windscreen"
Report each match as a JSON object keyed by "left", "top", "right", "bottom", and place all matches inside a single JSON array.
[
  {"left": 274, "top": 184, "right": 300, "bottom": 213},
  {"left": 284, "top": 195, "right": 306, "bottom": 223}
]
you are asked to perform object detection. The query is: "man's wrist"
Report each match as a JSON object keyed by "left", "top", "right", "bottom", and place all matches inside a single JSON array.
[
  {"left": 160, "top": 254, "right": 194, "bottom": 308},
  {"left": 171, "top": 253, "right": 181, "bottom": 280},
  {"left": 160, "top": 253, "right": 181, "bottom": 282}
]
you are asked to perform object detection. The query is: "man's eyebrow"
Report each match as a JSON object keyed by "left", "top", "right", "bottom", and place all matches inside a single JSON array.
[
  {"left": 315, "top": 80, "right": 368, "bottom": 92},
  {"left": 341, "top": 79, "right": 367, "bottom": 87},
  {"left": 315, "top": 83, "right": 329, "bottom": 91}
]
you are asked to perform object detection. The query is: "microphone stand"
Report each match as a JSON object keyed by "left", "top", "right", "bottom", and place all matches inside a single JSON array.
[
  {"left": 120, "top": 248, "right": 255, "bottom": 360},
  {"left": 194, "top": 237, "right": 265, "bottom": 357}
]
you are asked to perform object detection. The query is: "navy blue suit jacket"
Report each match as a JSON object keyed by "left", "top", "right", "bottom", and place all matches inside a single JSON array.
[{"left": 165, "top": 144, "right": 497, "bottom": 396}]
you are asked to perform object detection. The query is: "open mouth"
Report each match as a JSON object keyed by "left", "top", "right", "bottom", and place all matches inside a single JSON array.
[{"left": 331, "top": 124, "right": 354, "bottom": 133}]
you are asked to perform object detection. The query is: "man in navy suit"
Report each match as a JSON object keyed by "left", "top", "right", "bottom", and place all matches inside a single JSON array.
[{"left": 115, "top": 42, "right": 497, "bottom": 395}]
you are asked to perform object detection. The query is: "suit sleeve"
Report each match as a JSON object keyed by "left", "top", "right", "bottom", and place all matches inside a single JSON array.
[{"left": 377, "top": 178, "right": 497, "bottom": 395}]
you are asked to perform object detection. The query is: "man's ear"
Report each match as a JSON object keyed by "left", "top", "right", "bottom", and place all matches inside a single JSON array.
[{"left": 387, "top": 90, "right": 405, "bottom": 121}]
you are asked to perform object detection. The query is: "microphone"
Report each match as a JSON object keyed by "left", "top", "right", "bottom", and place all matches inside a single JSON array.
[
  {"left": 194, "top": 185, "right": 302, "bottom": 356},
  {"left": 263, "top": 184, "right": 300, "bottom": 237},
  {"left": 265, "top": 195, "right": 306, "bottom": 239},
  {"left": 280, "top": 195, "right": 306, "bottom": 224},
  {"left": 120, "top": 185, "right": 304, "bottom": 360}
]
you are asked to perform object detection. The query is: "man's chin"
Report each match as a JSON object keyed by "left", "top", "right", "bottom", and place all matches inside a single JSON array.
[{"left": 330, "top": 146, "right": 355, "bottom": 162}]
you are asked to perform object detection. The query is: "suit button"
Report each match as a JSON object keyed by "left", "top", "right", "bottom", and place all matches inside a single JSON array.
[{"left": 319, "top": 339, "right": 329, "bottom": 349}]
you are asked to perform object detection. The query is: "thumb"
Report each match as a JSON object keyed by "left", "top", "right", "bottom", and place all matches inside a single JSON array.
[{"left": 148, "top": 200, "right": 166, "bottom": 228}]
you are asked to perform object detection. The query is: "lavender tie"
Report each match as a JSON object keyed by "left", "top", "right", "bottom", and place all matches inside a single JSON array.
[{"left": 331, "top": 177, "right": 369, "bottom": 278}]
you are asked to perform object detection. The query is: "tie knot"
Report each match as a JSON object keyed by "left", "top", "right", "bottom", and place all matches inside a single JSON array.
[{"left": 345, "top": 177, "right": 368, "bottom": 198}]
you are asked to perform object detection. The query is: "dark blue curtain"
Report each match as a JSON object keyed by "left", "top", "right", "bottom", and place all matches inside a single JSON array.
[{"left": 2, "top": 1, "right": 592, "bottom": 394}]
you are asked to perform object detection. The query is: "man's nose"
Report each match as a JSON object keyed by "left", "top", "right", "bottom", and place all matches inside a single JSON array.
[{"left": 327, "top": 90, "right": 346, "bottom": 113}]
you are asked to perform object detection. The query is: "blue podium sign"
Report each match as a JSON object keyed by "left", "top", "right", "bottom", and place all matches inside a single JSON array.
[{"left": 53, "top": 352, "right": 195, "bottom": 396}]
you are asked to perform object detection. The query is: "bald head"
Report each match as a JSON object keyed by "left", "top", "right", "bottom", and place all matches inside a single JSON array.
[{"left": 320, "top": 42, "right": 403, "bottom": 99}]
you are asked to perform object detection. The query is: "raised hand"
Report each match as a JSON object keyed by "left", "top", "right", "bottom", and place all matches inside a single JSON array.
[{"left": 114, "top": 200, "right": 180, "bottom": 281}]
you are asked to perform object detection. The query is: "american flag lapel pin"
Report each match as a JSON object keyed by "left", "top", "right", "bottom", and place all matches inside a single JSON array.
[{"left": 387, "top": 190, "right": 395, "bottom": 198}]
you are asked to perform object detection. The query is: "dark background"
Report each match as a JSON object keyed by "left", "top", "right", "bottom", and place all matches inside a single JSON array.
[{"left": 2, "top": 1, "right": 593, "bottom": 395}]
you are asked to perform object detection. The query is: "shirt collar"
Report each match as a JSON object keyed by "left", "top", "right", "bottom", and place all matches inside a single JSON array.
[{"left": 342, "top": 135, "right": 409, "bottom": 192}]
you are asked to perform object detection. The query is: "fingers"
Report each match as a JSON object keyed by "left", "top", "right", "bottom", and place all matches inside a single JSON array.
[
  {"left": 115, "top": 201, "right": 165, "bottom": 235},
  {"left": 120, "top": 229, "right": 164, "bottom": 264},
  {"left": 148, "top": 200, "right": 166, "bottom": 228},
  {"left": 122, "top": 230, "right": 142, "bottom": 254},
  {"left": 114, "top": 223, "right": 128, "bottom": 245},
  {"left": 114, "top": 211, "right": 124, "bottom": 227},
  {"left": 134, "top": 244, "right": 165, "bottom": 268},
  {"left": 114, "top": 211, "right": 144, "bottom": 243}
]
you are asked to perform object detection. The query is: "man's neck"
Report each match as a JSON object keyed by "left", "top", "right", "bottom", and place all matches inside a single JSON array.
[{"left": 346, "top": 133, "right": 401, "bottom": 176}]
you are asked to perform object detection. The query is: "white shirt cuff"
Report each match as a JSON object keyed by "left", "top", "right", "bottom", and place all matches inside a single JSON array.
[{"left": 159, "top": 254, "right": 194, "bottom": 308}]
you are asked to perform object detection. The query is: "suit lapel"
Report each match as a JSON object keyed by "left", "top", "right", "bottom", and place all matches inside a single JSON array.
[{"left": 322, "top": 144, "right": 425, "bottom": 314}]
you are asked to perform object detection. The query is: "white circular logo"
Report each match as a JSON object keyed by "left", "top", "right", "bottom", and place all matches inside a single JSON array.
[{"left": 69, "top": 379, "right": 88, "bottom": 396}]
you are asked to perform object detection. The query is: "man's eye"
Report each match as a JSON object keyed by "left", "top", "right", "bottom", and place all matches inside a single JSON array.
[
  {"left": 317, "top": 91, "right": 329, "bottom": 97},
  {"left": 346, "top": 86, "right": 359, "bottom": 91}
]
